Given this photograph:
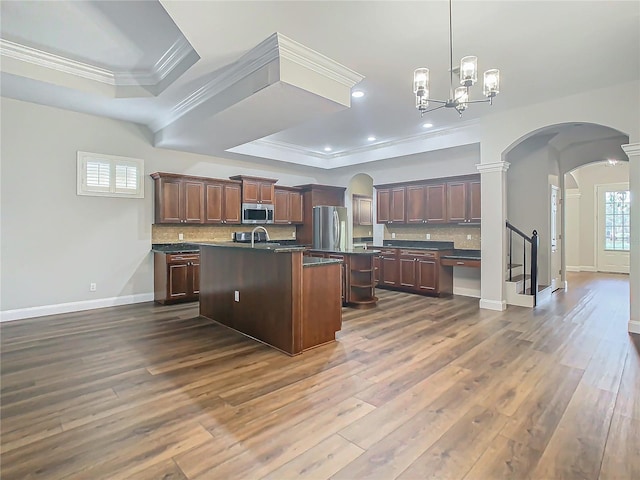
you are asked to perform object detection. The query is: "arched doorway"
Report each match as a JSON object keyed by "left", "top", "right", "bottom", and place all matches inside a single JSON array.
[
  {"left": 346, "top": 173, "right": 374, "bottom": 248},
  {"left": 503, "top": 122, "right": 629, "bottom": 293}
]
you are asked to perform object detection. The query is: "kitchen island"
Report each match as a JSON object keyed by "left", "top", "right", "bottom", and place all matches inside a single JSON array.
[{"left": 198, "top": 242, "right": 342, "bottom": 355}]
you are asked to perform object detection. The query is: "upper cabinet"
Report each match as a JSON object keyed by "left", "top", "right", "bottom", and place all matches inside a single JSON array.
[
  {"left": 376, "top": 186, "right": 406, "bottom": 224},
  {"left": 406, "top": 183, "right": 447, "bottom": 224},
  {"left": 151, "top": 173, "right": 241, "bottom": 225},
  {"left": 376, "top": 175, "right": 480, "bottom": 225},
  {"left": 447, "top": 178, "right": 481, "bottom": 224},
  {"left": 229, "top": 175, "right": 277, "bottom": 204},
  {"left": 152, "top": 173, "right": 205, "bottom": 224},
  {"left": 274, "top": 187, "right": 304, "bottom": 224},
  {"left": 352, "top": 194, "right": 373, "bottom": 226},
  {"left": 204, "top": 180, "right": 242, "bottom": 224}
]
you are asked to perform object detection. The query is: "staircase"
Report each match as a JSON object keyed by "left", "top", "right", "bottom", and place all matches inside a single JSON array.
[
  {"left": 505, "top": 221, "right": 551, "bottom": 308},
  {"left": 505, "top": 263, "right": 552, "bottom": 307}
]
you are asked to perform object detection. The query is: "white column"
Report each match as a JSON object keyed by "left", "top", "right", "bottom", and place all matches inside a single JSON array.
[
  {"left": 622, "top": 143, "right": 640, "bottom": 334},
  {"left": 477, "top": 161, "right": 510, "bottom": 311}
]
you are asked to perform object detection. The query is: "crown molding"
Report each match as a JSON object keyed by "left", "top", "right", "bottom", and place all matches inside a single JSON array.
[
  {"left": 150, "top": 33, "right": 281, "bottom": 132},
  {"left": 1, "top": 37, "right": 197, "bottom": 88},
  {"left": 0, "top": 38, "right": 115, "bottom": 84},
  {"left": 622, "top": 142, "right": 640, "bottom": 157},
  {"left": 277, "top": 33, "right": 363, "bottom": 87},
  {"left": 476, "top": 161, "right": 510, "bottom": 174},
  {"left": 251, "top": 120, "right": 480, "bottom": 159},
  {"left": 114, "top": 37, "right": 196, "bottom": 86}
]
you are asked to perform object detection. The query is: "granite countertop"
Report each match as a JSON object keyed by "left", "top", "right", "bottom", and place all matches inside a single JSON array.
[
  {"left": 195, "top": 241, "right": 306, "bottom": 253},
  {"left": 151, "top": 243, "right": 200, "bottom": 253},
  {"left": 442, "top": 249, "right": 481, "bottom": 261},
  {"left": 377, "top": 240, "right": 455, "bottom": 251},
  {"left": 307, "top": 247, "right": 381, "bottom": 256},
  {"left": 303, "top": 257, "right": 343, "bottom": 267}
]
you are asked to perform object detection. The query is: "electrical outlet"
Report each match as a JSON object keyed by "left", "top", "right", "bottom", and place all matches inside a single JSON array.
[
  {"left": 90, "top": 283, "right": 97, "bottom": 292},
  {"left": 292, "top": 231, "right": 296, "bottom": 238},
  {"left": 467, "top": 234, "right": 472, "bottom": 240},
  {"left": 368, "top": 231, "right": 372, "bottom": 236},
  {"left": 234, "top": 290, "right": 239, "bottom": 302},
  {"left": 178, "top": 233, "right": 184, "bottom": 241},
  {"left": 231, "top": 233, "right": 234, "bottom": 239},
  {"left": 426, "top": 233, "right": 431, "bottom": 240},
  {"left": 391, "top": 232, "right": 396, "bottom": 239}
]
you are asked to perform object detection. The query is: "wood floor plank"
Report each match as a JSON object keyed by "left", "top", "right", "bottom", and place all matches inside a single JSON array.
[
  {"left": 598, "top": 414, "right": 640, "bottom": 480},
  {"left": 1, "top": 273, "right": 637, "bottom": 479},
  {"left": 463, "top": 434, "right": 543, "bottom": 480},
  {"left": 259, "top": 434, "right": 364, "bottom": 480},
  {"left": 395, "top": 405, "right": 509, "bottom": 480},
  {"left": 530, "top": 383, "right": 616, "bottom": 480}
]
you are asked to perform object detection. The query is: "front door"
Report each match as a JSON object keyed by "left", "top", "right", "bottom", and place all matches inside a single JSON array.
[{"left": 597, "top": 183, "right": 630, "bottom": 273}]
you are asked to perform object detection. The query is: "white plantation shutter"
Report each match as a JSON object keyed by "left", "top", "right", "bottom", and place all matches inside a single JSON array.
[
  {"left": 86, "top": 161, "right": 111, "bottom": 192},
  {"left": 115, "top": 164, "right": 138, "bottom": 192},
  {"left": 77, "top": 152, "right": 144, "bottom": 198}
]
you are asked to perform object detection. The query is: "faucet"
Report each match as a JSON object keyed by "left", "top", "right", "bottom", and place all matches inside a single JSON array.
[{"left": 251, "top": 226, "right": 269, "bottom": 248}]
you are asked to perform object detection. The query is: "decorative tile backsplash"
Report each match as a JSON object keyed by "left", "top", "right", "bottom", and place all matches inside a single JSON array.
[
  {"left": 152, "top": 224, "right": 298, "bottom": 243},
  {"left": 385, "top": 224, "right": 481, "bottom": 249},
  {"left": 353, "top": 225, "right": 373, "bottom": 238}
]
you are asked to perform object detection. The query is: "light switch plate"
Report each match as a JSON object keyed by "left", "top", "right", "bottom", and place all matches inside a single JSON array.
[
  {"left": 467, "top": 234, "right": 472, "bottom": 240},
  {"left": 178, "top": 233, "right": 184, "bottom": 240},
  {"left": 391, "top": 232, "right": 396, "bottom": 239},
  {"left": 426, "top": 234, "right": 431, "bottom": 240},
  {"left": 234, "top": 290, "right": 239, "bottom": 302}
]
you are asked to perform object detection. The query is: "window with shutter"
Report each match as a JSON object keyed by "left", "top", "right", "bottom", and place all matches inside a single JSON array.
[{"left": 77, "top": 151, "right": 144, "bottom": 198}]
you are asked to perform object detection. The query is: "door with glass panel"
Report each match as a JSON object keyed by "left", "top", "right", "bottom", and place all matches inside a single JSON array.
[{"left": 597, "top": 184, "right": 630, "bottom": 273}]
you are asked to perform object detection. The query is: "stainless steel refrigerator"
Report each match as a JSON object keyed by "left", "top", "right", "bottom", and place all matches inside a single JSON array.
[{"left": 313, "top": 205, "right": 348, "bottom": 251}]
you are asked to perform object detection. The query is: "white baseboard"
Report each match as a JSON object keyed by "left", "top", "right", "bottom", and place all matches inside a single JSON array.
[
  {"left": 453, "top": 287, "right": 481, "bottom": 298},
  {"left": 580, "top": 265, "right": 597, "bottom": 272},
  {"left": 566, "top": 266, "right": 581, "bottom": 272},
  {"left": 629, "top": 320, "right": 640, "bottom": 335},
  {"left": 0, "top": 293, "right": 154, "bottom": 322},
  {"left": 479, "top": 298, "right": 507, "bottom": 311}
]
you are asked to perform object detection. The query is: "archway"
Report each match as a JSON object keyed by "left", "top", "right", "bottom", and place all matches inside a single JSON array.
[
  {"left": 346, "top": 173, "right": 374, "bottom": 248},
  {"left": 503, "top": 122, "right": 629, "bottom": 292}
]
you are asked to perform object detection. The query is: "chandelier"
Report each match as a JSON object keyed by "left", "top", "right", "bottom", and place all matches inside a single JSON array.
[{"left": 413, "top": 0, "right": 500, "bottom": 116}]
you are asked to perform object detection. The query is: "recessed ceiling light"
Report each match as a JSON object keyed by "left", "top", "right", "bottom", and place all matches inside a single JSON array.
[
  {"left": 324, "top": 147, "right": 332, "bottom": 152},
  {"left": 607, "top": 158, "right": 619, "bottom": 166},
  {"left": 351, "top": 90, "right": 365, "bottom": 98},
  {"left": 367, "top": 136, "right": 376, "bottom": 141},
  {"left": 422, "top": 123, "right": 433, "bottom": 128}
]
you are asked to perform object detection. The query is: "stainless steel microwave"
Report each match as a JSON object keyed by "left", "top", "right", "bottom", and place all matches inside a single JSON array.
[{"left": 241, "top": 203, "right": 274, "bottom": 224}]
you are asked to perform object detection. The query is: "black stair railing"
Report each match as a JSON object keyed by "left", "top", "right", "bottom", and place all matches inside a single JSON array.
[{"left": 506, "top": 221, "right": 539, "bottom": 306}]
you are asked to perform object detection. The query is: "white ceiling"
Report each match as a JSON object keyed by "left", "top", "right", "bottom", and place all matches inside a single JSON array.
[{"left": 1, "top": 1, "right": 638, "bottom": 170}]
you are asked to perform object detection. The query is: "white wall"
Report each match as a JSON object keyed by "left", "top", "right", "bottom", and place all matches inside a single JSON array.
[
  {"left": 565, "top": 188, "right": 581, "bottom": 271},
  {"left": 566, "top": 162, "right": 630, "bottom": 271},
  {"left": 0, "top": 97, "right": 323, "bottom": 318}
]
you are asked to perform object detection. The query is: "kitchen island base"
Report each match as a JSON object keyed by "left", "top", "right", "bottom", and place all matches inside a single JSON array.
[{"left": 198, "top": 244, "right": 342, "bottom": 356}]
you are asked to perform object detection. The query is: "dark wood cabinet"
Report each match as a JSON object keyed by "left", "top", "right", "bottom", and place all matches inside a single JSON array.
[
  {"left": 152, "top": 173, "right": 242, "bottom": 225},
  {"left": 353, "top": 195, "right": 372, "bottom": 226},
  {"left": 305, "top": 251, "right": 377, "bottom": 309},
  {"left": 407, "top": 183, "right": 447, "bottom": 224},
  {"left": 230, "top": 175, "right": 277, "bottom": 204},
  {"left": 274, "top": 187, "right": 304, "bottom": 224},
  {"left": 377, "top": 175, "right": 479, "bottom": 226},
  {"left": 447, "top": 179, "right": 481, "bottom": 223},
  {"left": 378, "top": 248, "right": 399, "bottom": 287},
  {"left": 152, "top": 173, "right": 205, "bottom": 224},
  {"left": 154, "top": 253, "right": 200, "bottom": 304},
  {"left": 204, "top": 180, "right": 241, "bottom": 224},
  {"left": 376, "top": 248, "right": 453, "bottom": 297},
  {"left": 376, "top": 187, "right": 405, "bottom": 224}
]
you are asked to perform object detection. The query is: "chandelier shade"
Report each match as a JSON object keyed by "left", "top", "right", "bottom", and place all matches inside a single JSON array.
[{"left": 413, "top": 0, "right": 500, "bottom": 117}]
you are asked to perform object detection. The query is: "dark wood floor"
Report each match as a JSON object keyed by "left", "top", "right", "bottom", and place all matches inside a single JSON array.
[{"left": 1, "top": 272, "right": 638, "bottom": 479}]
